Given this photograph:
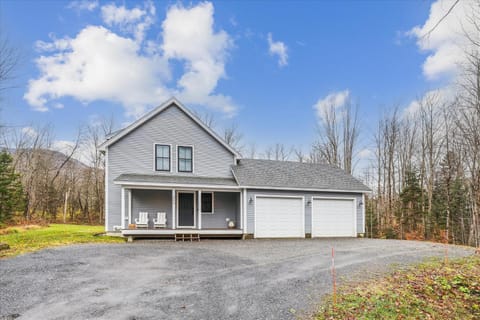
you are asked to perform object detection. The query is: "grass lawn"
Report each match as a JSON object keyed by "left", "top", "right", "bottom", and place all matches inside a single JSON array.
[
  {"left": 0, "top": 224, "right": 125, "bottom": 258},
  {"left": 316, "top": 255, "right": 480, "bottom": 320}
]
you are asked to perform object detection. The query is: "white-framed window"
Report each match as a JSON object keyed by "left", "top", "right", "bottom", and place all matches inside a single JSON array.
[
  {"left": 155, "top": 144, "right": 171, "bottom": 171},
  {"left": 201, "top": 192, "right": 214, "bottom": 214},
  {"left": 178, "top": 146, "right": 193, "bottom": 172}
]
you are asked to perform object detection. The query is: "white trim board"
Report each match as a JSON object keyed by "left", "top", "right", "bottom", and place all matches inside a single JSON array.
[
  {"left": 114, "top": 181, "right": 241, "bottom": 190},
  {"left": 241, "top": 185, "right": 371, "bottom": 194}
]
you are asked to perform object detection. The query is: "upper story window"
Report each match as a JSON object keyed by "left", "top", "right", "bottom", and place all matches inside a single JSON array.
[
  {"left": 155, "top": 144, "right": 171, "bottom": 171},
  {"left": 178, "top": 146, "right": 193, "bottom": 172}
]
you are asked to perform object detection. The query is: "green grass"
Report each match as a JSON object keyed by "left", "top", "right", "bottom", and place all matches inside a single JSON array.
[
  {"left": 316, "top": 255, "right": 480, "bottom": 320},
  {"left": 0, "top": 224, "right": 125, "bottom": 258}
]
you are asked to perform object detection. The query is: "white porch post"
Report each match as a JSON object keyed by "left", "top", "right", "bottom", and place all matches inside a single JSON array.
[
  {"left": 121, "top": 187, "right": 125, "bottom": 229},
  {"left": 172, "top": 189, "right": 176, "bottom": 229},
  {"left": 243, "top": 188, "right": 248, "bottom": 234},
  {"left": 128, "top": 189, "right": 132, "bottom": 225},
  {"left": 198, "top": 190, "right": 202, "bottom": 229},
  {"left": 239, "top": 190, "right": 243, "bottom": 231}
]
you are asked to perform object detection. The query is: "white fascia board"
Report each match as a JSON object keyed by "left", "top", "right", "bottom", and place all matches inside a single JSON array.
[
  {"left": 241, "top": 185, "right": 372, "bottom": 194},
  {"left": 114, "top": 180, "right": 241, "bottom": 190}
]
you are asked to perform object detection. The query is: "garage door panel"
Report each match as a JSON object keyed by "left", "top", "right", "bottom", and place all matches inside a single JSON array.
[
  {"left": 255, "top": 197, "right": 304, "bottom": 238},
  {"left": 312, "top": 199, "right": 355, "bottom": 237}
]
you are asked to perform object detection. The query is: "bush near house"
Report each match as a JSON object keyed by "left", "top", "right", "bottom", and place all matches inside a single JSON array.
[
  {"left": 0, "top": 224, "right": 124, "bottom": 258},
  {"left": 316, "top": 256, "right": 480, "bottom": 320}
]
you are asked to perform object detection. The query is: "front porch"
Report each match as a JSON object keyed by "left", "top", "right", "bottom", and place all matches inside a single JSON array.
[{"left": 119, "top": 186, "right": 244, "bottom": 239}]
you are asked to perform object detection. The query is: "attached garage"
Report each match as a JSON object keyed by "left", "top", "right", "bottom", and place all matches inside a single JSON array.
[
  {"left": 255, "top": 196, "right": 304, "bottom": 238},
  {"left": 312, "top": 198, "right": 356, "bottom": 237}
]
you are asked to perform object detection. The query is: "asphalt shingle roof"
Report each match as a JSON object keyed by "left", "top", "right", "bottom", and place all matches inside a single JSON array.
[
  {"left": 114, "top": 174, "right": 238, "bottom": 187},
  {"left": 231, "top": 159, "right": 371, "bottom": 192}
]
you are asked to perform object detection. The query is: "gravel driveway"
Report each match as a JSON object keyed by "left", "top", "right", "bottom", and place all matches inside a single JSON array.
[{"left": 0, "top": 238, "right": 474, "bottom": 320}]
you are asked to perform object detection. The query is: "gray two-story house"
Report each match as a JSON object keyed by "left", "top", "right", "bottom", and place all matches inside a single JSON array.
[{"left": 100, "top": 98, "right": 370, "bottom": 239}]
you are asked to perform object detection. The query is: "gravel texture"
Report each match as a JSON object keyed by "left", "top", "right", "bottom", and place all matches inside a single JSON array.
[{"left": 0, "top": 238, "right": 474, "bottom": 320}]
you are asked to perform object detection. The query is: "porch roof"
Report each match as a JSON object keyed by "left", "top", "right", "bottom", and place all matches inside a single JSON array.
[{"left": 114, "top": 173, "right": 239, "bottom": 188}]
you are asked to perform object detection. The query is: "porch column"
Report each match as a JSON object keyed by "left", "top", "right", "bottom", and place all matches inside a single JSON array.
[
  {"left": 172, "top": 189, "right": 176, "bottom": 229},
  {"left": 239, "top": 190, "right": 243, "bottom": 231},
  {"left": 128, "top": 189, "right": 132, "bottom": 225},
  {"left": 121, "top": 187, "right": 125, "bottom": 229},
  {"left": 243, "top": 188, "right": 248, "bottom": 234},
  {"left": 198, "top": 190, "right": 202, "bottom": 229}
]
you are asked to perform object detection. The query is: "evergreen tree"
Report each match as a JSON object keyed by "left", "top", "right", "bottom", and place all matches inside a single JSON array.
[
  {"left": 399, "top": 169, "right": 424, "bottom": 239},
  {"left": 0, "top": 151, "right": 25, "bottom": 223}
]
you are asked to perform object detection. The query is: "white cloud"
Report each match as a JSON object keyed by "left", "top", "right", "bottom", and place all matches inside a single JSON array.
[
  {"left": 101, "top": 1, "right": 155, "bottom": 42},
  {"left": 403, "top": 86, "right": 455, "bottom": 118},
  {"left": 68, "top": 0, "right": 98, "bottom": 12},
  {"left": 408, "top": 0, "right": 476, "bottom": 80},
  {"left": 267, "top": 33, "right": 288, "bottom": 67},
  {"left": 358, "top": 148, "right": 373, "bottom": 160},
  {"left": 24, "top": 1, "right": 236, "bottom": 118},
  {"left": 313, "top": 89, "right": 350, "bottom": 120},
  {"left": 162, "top": 2, "right": 235, "bottom": 114},
  {"left": 21, "top": 126, "right": 38, "bottom": 138}
]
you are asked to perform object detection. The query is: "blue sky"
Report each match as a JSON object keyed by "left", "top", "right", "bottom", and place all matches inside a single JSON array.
[{"left": 0, "top": 0, "right": 456, "bottom": 166}]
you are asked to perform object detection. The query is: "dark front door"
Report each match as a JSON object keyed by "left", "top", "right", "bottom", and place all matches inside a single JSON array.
[{"left": 178, "top": 192, "right": 195, "bottom": 227}]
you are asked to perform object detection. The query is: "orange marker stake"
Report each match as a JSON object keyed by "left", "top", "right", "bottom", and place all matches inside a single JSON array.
[{"left": 331, "top": 247, "right": 337, "bottom": 305}]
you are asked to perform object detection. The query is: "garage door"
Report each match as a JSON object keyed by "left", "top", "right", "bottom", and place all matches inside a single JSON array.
[
  {"left": 255, "top": 196, "right": 304, "bottom": 238},
  {"left": 312, "top": 198, "right": 356, "bottom": 237}
]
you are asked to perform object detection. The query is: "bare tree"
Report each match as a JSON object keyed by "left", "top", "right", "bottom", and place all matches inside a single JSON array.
[
  {"left": 223, "top": 123, "right": 243, "bottom": 153},
  {"left": 0, "top": 34, "right": 20, "bottom": 95},
  {"left": 293, "top": 146, "right": 307, "bottom": 162}
]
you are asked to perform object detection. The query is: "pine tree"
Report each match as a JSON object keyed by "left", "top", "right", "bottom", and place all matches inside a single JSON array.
[
  {"left": 399, "top": 169, "right": 424, "bottom": 239},
  {"left": 0, "top": 151, "right": 25, "bottom": 224}
]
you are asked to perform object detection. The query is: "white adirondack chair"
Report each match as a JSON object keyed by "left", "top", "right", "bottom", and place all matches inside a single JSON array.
[
  {"left": 135, "top": 212, "right": 149, "bottom": 228},
  {"left": 154, "top": 212, "right": 167, "bottom": 228}
]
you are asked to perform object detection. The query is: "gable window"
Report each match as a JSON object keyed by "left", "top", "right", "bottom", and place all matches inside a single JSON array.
[
  {"left": 155, "top": 144, "right": 171, "bottom": 171},
  {"left": 201, "top": 192, "right": 214, "bottom": 214},
  {"left": 178, "top": 146, "right": 193, "bottom": 172}
]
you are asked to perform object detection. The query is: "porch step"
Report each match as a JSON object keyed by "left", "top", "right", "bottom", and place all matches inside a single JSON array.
[{"left": 175, "top": 233, "right": 200, "bottom": 242}]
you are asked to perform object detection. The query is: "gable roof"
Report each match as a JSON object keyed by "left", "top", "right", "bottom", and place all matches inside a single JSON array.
[
  {"left": 232, "top": 159, "right": 371, "bottom": 193},
  {"left": 99, "top": 98, "right": 241, "bottom": 158}
]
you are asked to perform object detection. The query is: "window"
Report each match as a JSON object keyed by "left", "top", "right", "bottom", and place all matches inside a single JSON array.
[
  {"left": 201, "top": 192, "right": 214, "bottom": 213},
  {"left": 178, "top": 146, "right": 193, "bottom": 172},
  {"left": 155, "top": 144, "right": 170, "bottom": 171}
]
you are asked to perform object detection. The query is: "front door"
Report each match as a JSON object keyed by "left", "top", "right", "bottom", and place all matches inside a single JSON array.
[{"left": 178, "top": 192, "right": 195, "bottom": 228}]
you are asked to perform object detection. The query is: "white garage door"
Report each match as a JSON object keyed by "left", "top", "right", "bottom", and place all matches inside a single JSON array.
[
  {"left": 255, "top": 196, "right": 304, "bottom": 238},
  {"left": 312, "top": 198, "right": 356, "bottom": 237}
]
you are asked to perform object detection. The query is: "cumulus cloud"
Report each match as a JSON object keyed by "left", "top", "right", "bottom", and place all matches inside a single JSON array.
[
  {"left": 24, "top": 1, "right": 236, "bottom": 118},
  {"left": 162, "top": 2, "right": 235, "bottom": 114},
  {"left": 101, "top": 1, "right": 155, "bottom": 42},
  {"left": 408, "top": 0, "right": 475, "bottom": 80},
  {"left": 313, "top": 90, "right": 350, "bottom": 120},
  {"left": 68, "top": 0, "right": 98, "bottom": 12},
  {"left": 267, "top": 33, "right": 288, "bottom": 67}
]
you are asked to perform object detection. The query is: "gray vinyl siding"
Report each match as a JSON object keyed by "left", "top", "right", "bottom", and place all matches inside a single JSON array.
[
  {"left": 246, "top": 189, "right": 364, "bottom": 235},
  {"left": 106, "top": 105, "right": 236, "bottom": 231},
  {"left": 201, "top": 192, "right": 240, "bottom": 229},
  {"left": 131, "top": 190, "right": 173, "bottom": 228}
]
